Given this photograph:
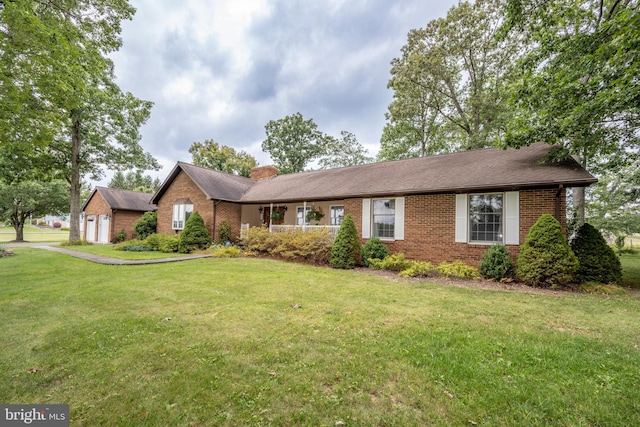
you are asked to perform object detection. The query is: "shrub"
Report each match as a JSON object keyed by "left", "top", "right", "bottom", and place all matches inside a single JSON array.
[
  {"left": 144, "top": 233, "right": 179, "bottom": 253},
  {"left": 134, "top": 211, "right": 157, "bottom": 240},
  {"left": 436, "top": 261, "right": 481, "bottom": 280},
  {"left": 480, "top": 244, "right": 515, "bottom": 280},
  {"left": 241, "top": 227, "right": 332, "bottom": 264},
  {"left": 211, "top": 245, "right": 242, "bottom": 258},
  {"left": 361, "top": 237, "right": 389, "bottom": 267},
  {"left": 218, "top": 221, "right": 232, "bottom": 244},
  {"left": 517, "top": 214, "right": 578, "bottom": 287},
  {"left": 330, "top": 215, "right": 361, "bottom": 269},
  {"left": 178, "top": 211, "right": 212, "bottom": 253},
  {"left": 60, "top": 239, "right": 92, "bottom": 246},
  {"left": 118, "top": 243, "right": 151, "bottom": 252},
  {"left": 399, "top": 261, "right": 434, "bottom": 278},
  {"left": 115, "top": 229, "right": 127, "bottom": 243},
  {"left": 570, "top": 223, "right": 622, "bottom": 284},
  {"left": 368, "top": 253, "right": 412, "bottom": 272}
]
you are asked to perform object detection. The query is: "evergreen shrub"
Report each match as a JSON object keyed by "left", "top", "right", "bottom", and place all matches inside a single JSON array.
[
  {"left": 178, "top": 211, "right": 212, "bottom": 253},
  {"left": 361, "top": 237, "right": 389, "bottom": 267},
  {"left": 517, "top": 214, "right": 578, "bottom": 287},
  {"left": 145, "top": 233, "right": 179, "bottom": 253},
  {"left": 330, "top": 215, "right": 361, "bottom": 269},
  {"left": 368, "top": 253, "right": 412, "bottom": 272},
  {"left": 480, "top": 244, "right": 515, "bottom": 280},
  {"left": 571, "top": 223, "right": 622, "bottom": 284},
  {"left": 398, "top": 261, "right": 434, "bottom": 277},
  {"left": 218, "top": 220, "right": 232, "bottom": 244},
  {"left": 134, "top": 211, "right": 157, "bottom": 240},
  {"left": 436, "top": 261, "right": 481, "bottom": 279}
]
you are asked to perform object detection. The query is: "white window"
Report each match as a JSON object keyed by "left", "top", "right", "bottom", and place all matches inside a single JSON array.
[
  {"left": 362, "top": 197, "right": 404, "bottom": 240},
  {"left": 330, "top": 205, "right": 344, "bottom": 225},
  {"left": 456, "top": 192, "right": 519, "bottom": 244},
  {"left": 172, "top": 202, "right": 193, "bottom": 230},
  {"left": 296, "top": 206, "right": 311, "bottom": 226}
]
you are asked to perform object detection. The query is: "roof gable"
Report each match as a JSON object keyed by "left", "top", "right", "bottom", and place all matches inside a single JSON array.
[{"left": 83, "top": 187, "right": 156, "bottom": 212}]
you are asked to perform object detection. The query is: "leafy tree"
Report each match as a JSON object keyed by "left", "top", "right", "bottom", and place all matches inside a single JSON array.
[
  {"left": 570, "top": 223, "right": 622, "bottom": 284},
  {"left": 188, "top": 140, "right": 258, "bottom": 177},
  {"left": 0, "top": 180, "right": 69, "bottom": 241},
  {"left": 330, "top": 215, "right": 361, "bottom": 269},
  {"left": 262, "top": 113, "right": 330, "bottom": 174},
  {"left": 383, "top": 0, "right": 517, "bottom": 158},
  {"left": 480, "top": 244, "right": 515, "bottom": 280},
  {"left": 517, "top": 214, "right": 578, "bottom": 287},
  {"left": 133, "top": 211, "right": 157, "bottom": 240},
  {"left": 178, "top": 211, "right": 212, "bottom": 253},
  {"left": 361, "top": 237, "right": 389, "bottom": 267},
  {"left": 318, "top": 131, "right": 373, "bottom": 169},
  {"left": 501, "top": 0, "right": 640, "bottom": 224},
  {"left": 0, "top": 0, "right": 158, "bottom": 243},
  {"left": 109, "top": 171, "right": 161, "bottom": 193}
]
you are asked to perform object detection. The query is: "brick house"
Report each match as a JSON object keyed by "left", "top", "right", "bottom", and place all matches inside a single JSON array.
[
  {"left": 82, "top": 187, "right": 156, "bottom": 243},
  {"left": 151, "top": 143, "right": 596, "bottom": 265}
]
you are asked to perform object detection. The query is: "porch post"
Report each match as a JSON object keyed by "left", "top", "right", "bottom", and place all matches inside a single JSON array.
[
  {"left": 303, "top": 201, "right": 307, "bottom": 231},
  {"left": 269, "top": 202, "right": 273, "bottom": 232}
]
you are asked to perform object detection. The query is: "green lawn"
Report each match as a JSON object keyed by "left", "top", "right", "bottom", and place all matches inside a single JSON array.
[
  {"left": 0, "top": 225, "right": 69, "bottom": 243},
  {"left": 60, "top": 243, "right": 195, "bottom": 260},
  {"left": 621, "top": 252, "right": 640, "bottom": 289},
  {"left": 2, "top": 248, "right": 639, "bottom": 426}
]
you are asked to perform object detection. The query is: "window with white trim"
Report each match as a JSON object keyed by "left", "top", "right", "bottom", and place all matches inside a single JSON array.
[
  {"left": 296, "top": 206, "right": 311, "bottom": 226},
  {"left": 469, "top": 194, "right": 503, "bottom": 243},
  {"left": 330, "top": 205, "right": 344, "bottom": 225},
  {"left": 172, "top": 202, "right": 193, "bottom": 230},
  {"left": 373, "top": 199, "right": 395, "bottom": 239}
]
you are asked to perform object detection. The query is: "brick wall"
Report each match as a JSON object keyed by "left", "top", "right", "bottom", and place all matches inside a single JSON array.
[
  {"left": 157, "top": 170, "right": 242, "bottom": 240},
  {"left": 83, "top": 191, "right": 148, "bottom": 242},
  {"left": 349, "top": 188, "right": 566, "bottom": 267},
  {"left": 113, "top": 210, "right": 146, "bottom": 241}
]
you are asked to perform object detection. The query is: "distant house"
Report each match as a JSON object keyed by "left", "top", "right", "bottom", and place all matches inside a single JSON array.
[
  {"left": 82, "top": 187, "right": 156, "bottom": 243},
  {"left": 150, "top": 143, "right": 596, "bottom": 265}
]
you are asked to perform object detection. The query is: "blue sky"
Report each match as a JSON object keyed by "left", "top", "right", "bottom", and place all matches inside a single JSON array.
[{"left": 107, "top": 0, "right": 457, "bottom": 183}]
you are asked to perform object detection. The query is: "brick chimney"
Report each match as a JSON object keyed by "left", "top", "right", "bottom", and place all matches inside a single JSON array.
[{"left": 250, "top": 165, "right": 279, "bottom": 181}]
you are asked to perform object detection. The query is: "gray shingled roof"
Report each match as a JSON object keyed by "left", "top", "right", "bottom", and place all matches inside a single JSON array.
[
  {"left": 153, "top": 143, "right": 596, "bottom": 204},
  {"left": 83, "top": 187, "right": 156, "bottom": 211},
  {"left": 240, "top": 143, "right": 596, "bottom": 203}
]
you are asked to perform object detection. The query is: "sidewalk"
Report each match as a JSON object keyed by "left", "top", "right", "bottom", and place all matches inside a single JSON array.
[{"left": 5, "top": 243, "right": 212, "bottom": 265}]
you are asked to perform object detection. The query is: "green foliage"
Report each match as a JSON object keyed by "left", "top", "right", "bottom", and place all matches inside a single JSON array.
[
  {"left": 398, "top": 261, "right": 435, "bottom": 278},
  {"left": 330, "top": 215, "right": 361, "bottom": 269},
  {"left": 480, "top": 244, "right": 515, "bottom": 280},
  {"left": 188, "top": 140, "right": 257, "bottom": 177},
  {"left": 144, "top": 233, "right": 179, "bottom": 253},
  {"left": 108, "top": 171, "right": 161, "bottom": 193},
  {"left": 517, "top": 214, "right": 578, "bottom": 287},
  {"left": 133, "top": 211, "right": 157, "bottom": 240},
  {"left": 436, "top": 261, "right": 481, "bottom": 280},
  {"left": 317, "top": 131, "right": 373, "bottom": 169},
  {"left": 241, "top": 226, "right": 333, "bottom": 264},
  {"left": 361, "top": 237, "right": 390, "bottom": 267},
  {"left": 210, "top": 245, "right": 242, "bottom": 258},
  {"left": 178, "top": 211, "right": 212, "bottom": 254},
  {"left": 116, "top": 243, "right": 152, "bottom": 252},
  {"left": 218, "top": 221, "right": 232, "bottom": 244},
  {"left": 115, "top": 229, "right": 126, "bottom": 243},
  {"left": 368, "top": 253, "right": 412, "bottom": 272},
  {"left": 571, "top": 223, "right": 622, "bottom": 284},
  {"left": 59, "top": 239, "right": 92, "bottom": 247}
]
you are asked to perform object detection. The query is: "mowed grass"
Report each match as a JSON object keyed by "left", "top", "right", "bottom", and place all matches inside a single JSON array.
[
  {"left": 59, "top": 243, "right": 195, "bottom": 260},
  {"left": 2, "top": 248, "right": 639, "bottom": 426},
  {"left": 621, "top": 252, "right": 640, "bottom": 289},
  {"left": 0, "top": 225, "right": 69, "bottom": 242}
]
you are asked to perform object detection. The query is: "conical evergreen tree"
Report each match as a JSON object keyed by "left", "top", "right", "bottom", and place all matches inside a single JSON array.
[
  {"left": 571, "top": 223, "right": 622, "bottom": 283},
  {"left": 178, "top": 211, "right": 212, "bottom": 253},
  {"left": 330, "top": 215, "right": 361, "bottom": 269}
]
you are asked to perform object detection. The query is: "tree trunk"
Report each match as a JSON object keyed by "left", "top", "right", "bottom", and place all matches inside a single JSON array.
[
  {"left": 68, "top": 116, "right": 82, "bottom": 241},
  {"left": 574, "top": 186, "right": 585, "bottom": 226},
  {"left": 14, "top": 221, "right": 24, "bottom": 242}
]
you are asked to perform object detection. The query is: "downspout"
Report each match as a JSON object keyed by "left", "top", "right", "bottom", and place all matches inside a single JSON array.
[
  {"left": 555, "top": 184, "right": 564, "bottom": 224},
  {"left": 111, "top": 209, "right": 117, "bottom": 243},
  {"left": 212, "top": 200, "right": 222, "bottom": 243}
]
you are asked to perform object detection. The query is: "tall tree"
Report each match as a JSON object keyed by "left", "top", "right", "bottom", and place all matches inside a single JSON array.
[
  {"left": 383, "top": 0, "right": 517, "bottom": 159},
  {"left": 188, "top": 140, "right": 257, "bottom": 177},
  {"left": 262, "top": 113, "right": 330, "bottom": 174},
  {"left": 318, "top": 131, "right": 373, "bottom": 169},
  {"left": 0, "top": 0, "right": 158, "bottom": 242},
  {"left": 501, "top": 0, "right": 640, "bottom": 224},
  {"left": 0, "top": 180, "right": 69, "bottom": 241},
  {"left": 108, "top": 171, "right": 161, "bottom": 193}
]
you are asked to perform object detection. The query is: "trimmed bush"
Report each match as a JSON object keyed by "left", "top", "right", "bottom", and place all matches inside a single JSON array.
[
  {"left": 144, "top": 233, "right": 179, "bottom": 253},
  {"left": 115, "top": 229, "right": 127, "bottom": 243},
  {"left": 436, "top": 261, "right": 481, "bottom": 280},
  {"left": 368, "top": 253, "right": 412, "bottom": 272},
  {"left": 330, "top": 215, "right": 362, "bottom": 269},
  {"left": 399, "top": 261, "right": 434, "bottom": 278},
  {"left": 571, "top": 223, "right": 622, "bottom": 284},
  {"left": 218, "top": 221, "right": 232, "bottom": 244},
  {"left": 517, "top": 214, "right": 578, "bottom": 287},
  {"left": 211, "top": 245, "right": 242, "bottom": 258},
  {"left": 178, "top": 211, "right": 212, "bottom": 253},
  {"left": 480, "top": 244, "right": 515, "bottom": 280},
  {"left": 241, "top": 227, "right": 332, "bottom": 264},
  {"left": 361, "top": 237, "right": 389, "bottom": 267},
  {"left": 134, "top": 211, "right": 157, "bottom": 240}
]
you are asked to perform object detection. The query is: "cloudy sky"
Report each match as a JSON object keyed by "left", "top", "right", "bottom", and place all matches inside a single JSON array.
[{"left": 107, "top": 0, "right": 458, "bottom": 184}]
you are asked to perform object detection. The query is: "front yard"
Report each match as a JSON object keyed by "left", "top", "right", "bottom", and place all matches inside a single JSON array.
[{"left": 2, "top": 247, "right": 639, "bottom": 426}]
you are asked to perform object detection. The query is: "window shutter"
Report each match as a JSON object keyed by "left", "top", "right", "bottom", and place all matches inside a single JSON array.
[
  {"left": 504, "top": 191, "right": 519, "bottom": 245},
  {"left": 362, "top": 198, "right": 371, "bottom": 238},
  {"left": 455, "top": 194, "right": 468, "bottom": 243},
  {"left": 394, "top": 197, "right": 405, "bottom": 240}
]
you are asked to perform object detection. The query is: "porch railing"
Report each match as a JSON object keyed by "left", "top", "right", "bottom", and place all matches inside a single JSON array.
[{"left": 240, "top": 223, "right": 340, "bottom": 240}]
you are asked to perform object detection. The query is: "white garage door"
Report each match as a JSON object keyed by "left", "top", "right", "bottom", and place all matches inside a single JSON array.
[
  {"left": 97, "top": 214, "right": 110, "bottom": 243},
  {"left": 85, "top": 215, "right": 96, "bottom": 242}
]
